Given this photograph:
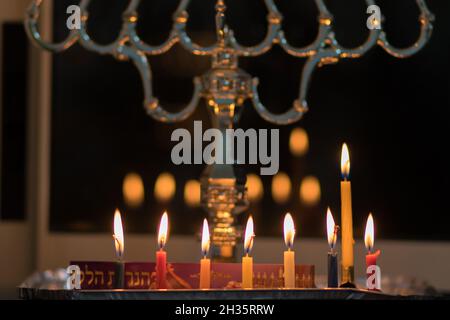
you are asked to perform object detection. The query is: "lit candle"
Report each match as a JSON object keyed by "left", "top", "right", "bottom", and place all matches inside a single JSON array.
[
  {"left": 242, "top": 216, "right": 254, "bottom": 289},
  {"left": 199, "top": 218, "right": 211, "bottom": 289},
  {"left": 156, "top": 211, "right": 169, "bottom": 289},
  {"left": 340, "top": 143, "right": 355, "bottom": 287},
  {"left": 283, "top": 213, "right": 296, "bottom": 288},
  {"left": 112, "top": 209, "right": 125, "bottom": 289},
  {"left": 365, "top": 213, "right": 381, "bottom": 291},
  {"left": 326, "top": 208, "right": 339, "bottom": 288}
]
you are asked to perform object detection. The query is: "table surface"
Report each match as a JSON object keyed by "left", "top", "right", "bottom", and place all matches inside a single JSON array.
[{"left": 19, "top": 287, "right": 444, "bottom": 300}]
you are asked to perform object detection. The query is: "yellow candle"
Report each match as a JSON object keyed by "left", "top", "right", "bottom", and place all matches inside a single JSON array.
[
  {"left": 242, "top": 255, "right": 253, "bottom": 288},
  {"left": 340, "top": 143, "right": 354, "bottom": 284},
  {"left": 242, "top": 216, "right": 254, "bottom": 289},
  {"left": 283, "top": 213, "right": 296, "bottom": 288},
  {"left": 284, "top": 250, "right": 295, "bottom": 288},
  {"left": 199, "top": 219, "right": 211, "bottom": 289}
]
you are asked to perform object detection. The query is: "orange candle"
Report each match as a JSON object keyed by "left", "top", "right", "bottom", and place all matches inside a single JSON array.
[
  {"left": 199, "top": 218, "right": 211, "bottom": 289},
  {"left": 242, "top": 216, "right": 254, "bottom": 289},
  {"left": 156, "top": 212, "right": 168, "bottom": 289}
]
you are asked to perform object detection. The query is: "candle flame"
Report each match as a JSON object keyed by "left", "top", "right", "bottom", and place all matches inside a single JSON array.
[
  {"left": 184, "top": 179, "right": 201, "bottom": 207},
  {"left": 122, "top": 172, "right": 145, "bottom": 208},
  {"left": 244, "top": 216, "right": 255, "bottom": 255},
  {"left": 272, "top": 172, "right": 291, "bottom": 204},
  {"left": 201, "top": 218, "right": 210, "bottom": 256},
  {"left": 154, "top": 172, "right": 176, "bottom": 203},
  {"left": 283, "top": 213, "right": 295, "bottom": 249},
  {"left": 157, "top": 211, "right": 169, "bottom": 250},
  {"left": 247, "top": 174, "right": 264, "bottom": 203},
  {"left": 341, "top": 143, "right": 350, "bottom": 179},
  {"left": 364, "top": 213, "right": 375, "bottom": 252},
  {"left": 289, "top": 127, "right": 309, "bottom": 156},
  {"left": 113, "top": 209, "right": 124, "bottom": 260},
  {"left": 326, "top": 207, "right": 338, "bottom": 250}
]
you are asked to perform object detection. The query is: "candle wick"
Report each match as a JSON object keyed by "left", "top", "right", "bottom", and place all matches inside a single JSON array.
[
  {"left": 113, "top": 234, "right": 123, "bottom": 260},
  {"left": 332, "top": 225, "right": 339, "bottom": 250},
  {"left": 329, "top": 247, "right": 335, "bottom": 255}
]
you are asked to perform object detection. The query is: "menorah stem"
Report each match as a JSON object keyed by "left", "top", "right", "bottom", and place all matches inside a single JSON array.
[
  {"left": 215, "top": 0, "right": 227, "bottom": 46},
  {"left": 200, "top": 71, "right": 250, "bottom": 261}
]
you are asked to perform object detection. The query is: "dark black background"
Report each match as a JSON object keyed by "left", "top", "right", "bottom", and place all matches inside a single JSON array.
[
  {"left": 1, "top": 23, "right": 28, "bottom": 221},
  {"left": 50, "top": 0, "right": 449, "bottom": 240}
]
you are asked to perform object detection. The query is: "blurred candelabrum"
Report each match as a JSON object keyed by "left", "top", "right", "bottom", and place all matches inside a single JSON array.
[{"left": 25, "top": 0, "right": 433, "bottom": 260}]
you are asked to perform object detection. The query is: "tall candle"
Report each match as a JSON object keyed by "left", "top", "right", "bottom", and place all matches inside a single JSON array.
[
  {"left": 199, "top": 218, "right": 211, "bottom": 289},
  {"left": 283, "top": 213, "right": 296, "bottom": 288},
  {"left": 156, "top": 211, "right": 168, "bottom": 289},
  {"left": 340, "top": 143, "right": 355, "bottom": 286},
  {"left": 242, "top": 216, "right": 254, "bottom": 289},
  {"left": 365, "top": 213, "right": 381, "bottom": 291},
  {"left": 326, "top": 208, "right": 339, "bottom": 288},
  {"left": 113, "top": 209, "right": 125, "bottom": 289}
]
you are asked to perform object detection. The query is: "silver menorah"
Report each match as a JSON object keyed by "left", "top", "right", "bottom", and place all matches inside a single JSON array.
[{"left": 25, "top": 0, "right": 433, "bottom": 260}]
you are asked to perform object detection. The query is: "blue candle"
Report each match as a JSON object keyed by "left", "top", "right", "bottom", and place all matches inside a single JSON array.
[{"left": 326, "top": 208, "right": 339, "bottom": 288}]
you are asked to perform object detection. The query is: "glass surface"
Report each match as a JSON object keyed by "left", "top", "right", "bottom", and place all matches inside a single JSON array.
[{"left": 50, "top": 0, "right": 450, "bottom": 240}]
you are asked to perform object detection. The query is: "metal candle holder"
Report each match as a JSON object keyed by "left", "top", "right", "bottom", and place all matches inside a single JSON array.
[{"left": 25, "top": 0, "right": 433, "bottom": 260}]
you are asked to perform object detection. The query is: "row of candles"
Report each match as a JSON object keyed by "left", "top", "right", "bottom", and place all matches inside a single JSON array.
[{"left": 112, "top": 143, "right": 381, "bottom": 290}]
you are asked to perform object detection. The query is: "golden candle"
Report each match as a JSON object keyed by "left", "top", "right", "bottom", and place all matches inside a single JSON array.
[
  {"left": 283, "top": 213, "right": 296, "bottom": 288},
  {"left": 242, "top": 216, "right": 254, "bottom": 289},
  {"left": 340, "top": 143, "right": 354, "bottom": 285},
  {"left": 199, "top": 218, "right": 211, "bottom": 289}
]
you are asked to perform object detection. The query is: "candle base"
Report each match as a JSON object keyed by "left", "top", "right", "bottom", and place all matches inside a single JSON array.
[
  {"left": 114, "top": 261, "right": 125, "bottom": 289},
  {"left": 339, "top": 281, "right": 356, "bottom": 288},
  {"left": 339, "top": 266, "right": 355, "bottom": 288}
]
